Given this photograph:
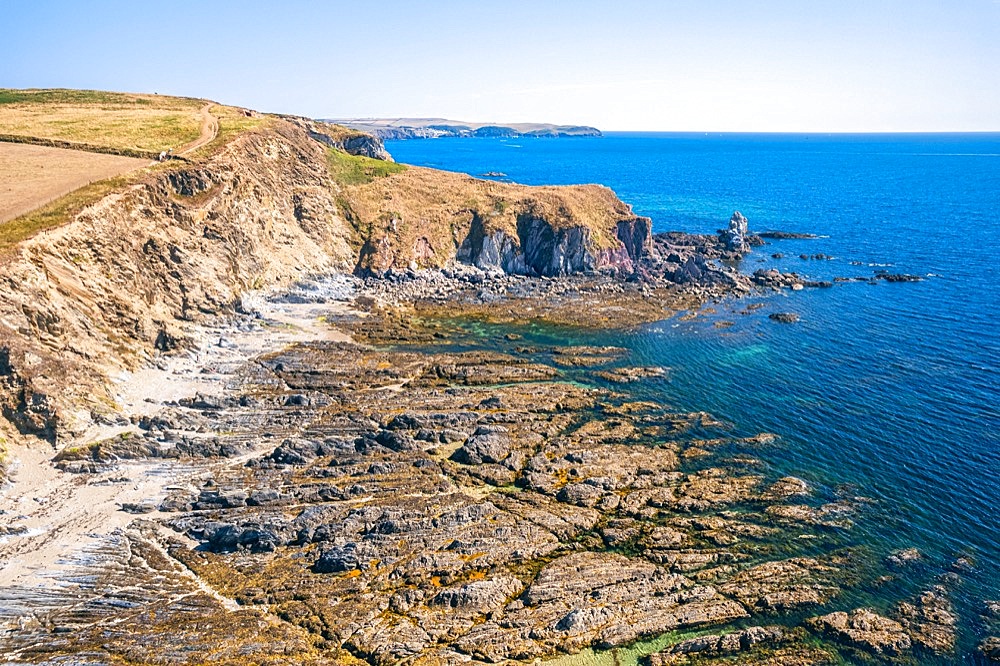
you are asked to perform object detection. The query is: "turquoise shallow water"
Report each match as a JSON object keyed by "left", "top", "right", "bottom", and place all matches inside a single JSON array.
[{"left": 387, "top": 133, "right": 1000, "bottom": 656}]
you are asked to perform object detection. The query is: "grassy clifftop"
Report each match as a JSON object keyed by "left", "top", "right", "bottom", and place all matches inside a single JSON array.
[
  {"left": 0, "top": 89, "right": 269, "bottom": 253},
  {"left": 0, "top": 89, "right": 206, "bottom": 154},
  {"left": 0, "top": 88, "right": 270, "bottom": 156},
  {"left": 1, "top": 88, "right": 641, "bottom": 276},
  {"left": 329, "top": 149, "right": 644, "bottom": 274}
]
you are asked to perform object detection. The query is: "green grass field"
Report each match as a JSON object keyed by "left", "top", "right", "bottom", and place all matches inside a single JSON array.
[
  {"left": 326, "top": 147, "right": 406, "bottom": 186},
  {"left": 0, "top": 88, "right": 205, "bottom": 154}
]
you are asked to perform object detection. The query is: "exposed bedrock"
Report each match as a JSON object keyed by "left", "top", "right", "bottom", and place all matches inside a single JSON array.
[
  {"left": 5, "top": 304, "right": 971, "bottom": 665},
  {"left": 277, "top": 114, "right": 394, "bottom": 161},
  {"left": 457, "top": 212, "right": 652, "bottom": 277},
  {"left": 719, "top": 210, "right": 752, "bottom": 253}
]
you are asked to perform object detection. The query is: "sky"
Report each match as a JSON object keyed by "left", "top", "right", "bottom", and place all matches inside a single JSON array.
[{"left": 3, "top": 0, "right": 999, "bottom": 132}]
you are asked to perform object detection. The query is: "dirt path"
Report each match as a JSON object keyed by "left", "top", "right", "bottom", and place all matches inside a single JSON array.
[
  {"left": 1, "top": 103, "right": 216, "bottom": 228},
  {"left": 0, "top": 143, "right": 148, "bottom": 224},
  {"left": 176, "top": 103, "right": 218, "bottom": 155}
]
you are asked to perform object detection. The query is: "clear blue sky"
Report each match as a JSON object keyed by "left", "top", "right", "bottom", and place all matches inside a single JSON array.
[{"left": 3, "top": 0, "right": 999, "bottom": 131}]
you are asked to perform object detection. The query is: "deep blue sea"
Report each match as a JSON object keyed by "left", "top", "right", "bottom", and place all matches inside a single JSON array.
[{"left": 387, "top": 133, "right": 1000, "bottom": 656}]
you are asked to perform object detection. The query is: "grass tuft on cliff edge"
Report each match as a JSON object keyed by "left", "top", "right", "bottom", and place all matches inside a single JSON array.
[{"left": 326, "top": 148, "right": 406, "bottom": 186}]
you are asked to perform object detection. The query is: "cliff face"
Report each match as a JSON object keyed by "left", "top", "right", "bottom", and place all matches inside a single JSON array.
[
  {"left": 0, "top": 118, "right": 649, "bottom": 444},
  {"left": 278, "top": 115, "right": 393, "bottom": 161},
  {"left": 0, "top": 121, "right": 354, "bottom": 442},
  {"left": 340, "top": 164, "right": 651, "bottom": 277},
  {"left": 457, "top": 215, "right": 651, "bottom": 276}
]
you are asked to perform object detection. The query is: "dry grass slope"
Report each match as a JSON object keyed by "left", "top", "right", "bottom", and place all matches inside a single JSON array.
[
  {"left": 0, "top": 88, "right": 206, "bottom": 154},
  {"left": 331, "top": 152, "right": 638, "bottom": 272},
  {"left": 0, "top": 143, "right": 148, "bottom": 225},
  {"left": 0, "top": 174, "right": 133, "bottom": 254}
]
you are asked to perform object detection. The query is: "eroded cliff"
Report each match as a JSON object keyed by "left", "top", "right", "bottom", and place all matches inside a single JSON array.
[
  {"left": 0, "top": 121, "right": 356, "bottom": 443},
  {"left": 0, "top": 117, "right": 662, "bottom": 446},
  {"left": 337, "top": 162, "right": 651, "bottom": 277}
]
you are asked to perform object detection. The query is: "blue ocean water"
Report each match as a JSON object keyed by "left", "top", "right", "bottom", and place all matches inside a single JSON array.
[{"left": 387, "top": 133, "right": 1000, "bottom": 651}]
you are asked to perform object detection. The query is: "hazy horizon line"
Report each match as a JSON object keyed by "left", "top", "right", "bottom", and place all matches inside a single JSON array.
[
  {"left": 375, "top": 128, "right": 1000, "bottom": 136},
  {"left": 594, "top": 129, "right": 1000, "bottom": 135}
]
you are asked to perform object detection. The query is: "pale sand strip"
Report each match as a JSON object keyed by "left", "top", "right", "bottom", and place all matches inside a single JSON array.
[{"left": 0, "top": 280, "right": 355, "bottom": 595}]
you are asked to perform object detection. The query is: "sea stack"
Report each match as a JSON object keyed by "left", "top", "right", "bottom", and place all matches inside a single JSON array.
[{"left": 720, "top": 211, "right": 751, "bottom": 253}]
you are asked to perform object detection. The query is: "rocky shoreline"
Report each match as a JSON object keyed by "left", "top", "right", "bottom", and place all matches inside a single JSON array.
[
  {"left": 0, "top": 115, "right": 988, "bottom": 664},
  {"left": 0, "top": 256, "right": 985, "bottom": 664}
]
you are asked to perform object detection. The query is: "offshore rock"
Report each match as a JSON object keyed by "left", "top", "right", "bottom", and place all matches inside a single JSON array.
[
  {"left": 758, "top": 231, "right": 818, "bottom": 239},
  {"left": 769, "top": 312, "right": 800, "bottom": 324},
  {"left": 875, "top": 272, "right": 923, "bottom": 283},
  {"left": 719, "top": 211, "right": 751, "bottom": 253},
  {"left": 754, "top": 269, "right": 805, "bottom": 290},
  {"left": 886, "top": 547, "right": 922, "bottom": 568},
  {"left": 979, "top": 636, "right": 1000, "bottom": 662},
  {"left": 896, "top": 587, "right": 958, "bottom": 654},
  {"left": 806, "top": 608, "right": 912, "bottom": 656}
]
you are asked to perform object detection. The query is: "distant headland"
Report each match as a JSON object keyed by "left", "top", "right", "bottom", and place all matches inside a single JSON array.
[{"left": 325, "top": 117, "right": 602, "bottom": 140}]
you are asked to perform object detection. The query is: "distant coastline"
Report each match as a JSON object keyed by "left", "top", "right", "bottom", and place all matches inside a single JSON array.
[{"left": 325, "top": 117, "right": 602, "bottom": 140}]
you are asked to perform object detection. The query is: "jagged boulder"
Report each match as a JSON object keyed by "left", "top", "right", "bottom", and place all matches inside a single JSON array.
[
  {"left": 198, "top": 520, "right": 285, "bottom": 553},
  {"left": 451, "top": 425, "right": 511, "bottom": 465},
  {"left": 314, "top": 542, "right": 374, "bottom": 573},
  {"left": 719, "top": 211, "right": 751, "bottom": 253}
]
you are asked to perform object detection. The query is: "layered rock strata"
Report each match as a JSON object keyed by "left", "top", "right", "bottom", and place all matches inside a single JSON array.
[{"left": 1, "top": 307, "right": 864, "bottom": 664}]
